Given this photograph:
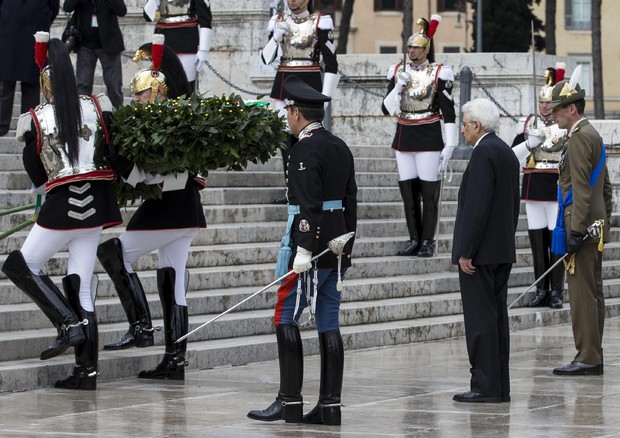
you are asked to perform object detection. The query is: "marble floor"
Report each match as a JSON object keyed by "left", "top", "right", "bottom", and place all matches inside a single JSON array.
[{"left": 2, "top": 318, "right": 620, "bottom": 438}]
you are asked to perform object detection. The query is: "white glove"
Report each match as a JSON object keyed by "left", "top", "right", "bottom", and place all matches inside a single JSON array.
[
  {"left": 195, "top": 50, "right": 209, "bottom": 72},
  {"left": 293, "top": 247, "right": 313, "bottom": 274},
  {"left": 526, "top": 135, "right": 543, "bottom": 151},
  {"left": 395, "top": 72, "right": 409, "bottom": 92},
  {"left": 195, "top": 27, "right": 212, "bottom": 72},
  {"left": 273, "top": 22, "right": 289, "bottom": 42},
  {"left": 439, "top": 146, "right": 454, "bottom": 173}
]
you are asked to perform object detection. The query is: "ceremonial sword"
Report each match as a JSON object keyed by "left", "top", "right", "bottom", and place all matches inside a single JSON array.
[{"left": 176, "top": 231, "right": 355, "bottom": 343}]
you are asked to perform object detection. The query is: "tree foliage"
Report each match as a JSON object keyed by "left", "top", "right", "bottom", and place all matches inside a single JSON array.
[{"left": 469, "top": 0, "right": 545, "bottom": 52}]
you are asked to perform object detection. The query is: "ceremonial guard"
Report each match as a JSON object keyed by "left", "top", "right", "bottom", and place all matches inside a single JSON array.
[
  {"left": 247, "top": 76, "right": 357, "bottom": 425},
  {"left": 143, "top": 0, "right": 212, "bottom": 91},
  {"left": 512, "top": 63, "right": 568, "bottom": 308},
  {"left": 98, "top": 38, "right": 191, "bottom": 355},
  {"left": 98, "top": 35, "right": 206, "bottom": 380},
  {"left": 261, "top": 0, "right": 339, "bottom": 204},
  {"left": 1, "top": 33, "right": 122, "bottom": 390},
  {"left": 382, "top": 15, "right": 457, "bottom": 257}
]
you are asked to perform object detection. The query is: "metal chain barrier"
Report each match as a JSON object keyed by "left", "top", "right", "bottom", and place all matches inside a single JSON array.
[
  {"left": 338, "top": 69, "right": 386, "bottom": 98},
  {"left": 471, "top": 73, "right": 520, "bottom": 123},
  {"left": 203, "top": 60, "right": 267, "bottom": 96}
]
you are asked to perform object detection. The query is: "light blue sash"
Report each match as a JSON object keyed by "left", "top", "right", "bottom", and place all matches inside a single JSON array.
[{"left": 275, "top": 200, "right": 343, "bottom": 277}]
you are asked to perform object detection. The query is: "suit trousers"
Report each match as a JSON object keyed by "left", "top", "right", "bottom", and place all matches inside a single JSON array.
[
  {"left": 459, "top": 263, "right": 512, "bottom": 397},
  {"left": 0, "top": 80, "right": 39, "bottom": 135},
  {"left": 567, "top": 242, "right": 605, "bottom": 364},
  {"left": 76, "top": 46, "right": 123, "bottom": 108}
]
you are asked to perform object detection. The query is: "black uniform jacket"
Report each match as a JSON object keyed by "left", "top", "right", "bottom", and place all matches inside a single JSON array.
[
  {"left": 21, "top": 109, "right": 122, "bottom": 230},
  {"left": 451, "top": 132, "right": 520, "bottom": 265},
  {"left": 287, "top": 127, "right": 357, "bottom": 270}
]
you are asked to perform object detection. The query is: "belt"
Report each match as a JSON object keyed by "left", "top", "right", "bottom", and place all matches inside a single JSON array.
[{"left": 275, "top": 200, "right": 343, "bottom": 277}]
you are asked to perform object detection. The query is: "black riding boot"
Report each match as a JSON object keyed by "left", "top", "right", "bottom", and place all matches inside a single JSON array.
[
  {"left": 303, "top": 330, "right": 344, "bottom": 426},
  {"left": 397, "top": 178, "right": 422, "bottom": 256},
  {"left": 247, "top": 324, "right": 304, "bottom": 423},
  {"left": 548, "top": 230, "right": 565, "bottom": 309},
  {"left": 417, "top": 180, "right": 441, "bottom": 257},
  {"left": 55, "top": 274, "right": 98, "bottom": 390},
  {"left": 526, "top": 229, "right": 549, "bottom": 307},
  {"left": 98, "top": 238, "right": 154, "bottom": 350},
  {"left": 1, "top": 250, "right": 85, "bottom": 359},
  {"left": 139, "top": 268, "right": 188, "bottom": 380}
]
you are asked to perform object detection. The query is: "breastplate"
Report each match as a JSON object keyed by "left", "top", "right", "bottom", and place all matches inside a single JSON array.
[
  {"left": 280, "top": 13, "right": 320, "bottom": 64},
  {"left": 36, "top": 98, "right": 105, "bottom": 182},
  {"left": 158, "top": 0, "right": 192, "bottom": 23},
  {"left": 399, "top": 64, "right": 439, "bottom": 115},
  {"left": 529, "top": 121, "right": 566, "bottom": 168}
]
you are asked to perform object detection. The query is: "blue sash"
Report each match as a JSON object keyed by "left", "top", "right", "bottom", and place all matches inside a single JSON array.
[
  {"left": 275, "top": 200, "right": 343, "bottom": 277},
  {"left": 551, "top": 144, "right": 606, "bottom": 255}
]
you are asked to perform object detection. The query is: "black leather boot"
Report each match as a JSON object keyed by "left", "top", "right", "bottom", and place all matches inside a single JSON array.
[
  {"left": 304, "top": 330, "right": 344, "bottom": 426},
  {"left": 526, "top": 229, "right": 549, "bottom": 307},
  {"left": 98, "top": 239, "right": 154, "bottom": 350},
  {"left": 548, "top": 230, "right": 564, "bottom": 308},
  {"left": 417, "top": 180, "right": 441, "bottom": 257},
  {"left": 248, "top": 324, "right": 304, "bottom": 423},
  {"left": 55, "top": 274, "right": 98, "bottom": 390},
  {"left": 139, "top": 268, "right": 188, "bottom": 380},
  {"left": 397, "top": 179, "right": 422, "bottom": 256},
  {"left": 2, "top": 251, "right": 85, "bottom": 359}
]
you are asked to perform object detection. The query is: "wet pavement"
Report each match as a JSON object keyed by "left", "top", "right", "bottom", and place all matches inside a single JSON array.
[{"left": 2, "top": 318, "right": 620, "bottom": 437}]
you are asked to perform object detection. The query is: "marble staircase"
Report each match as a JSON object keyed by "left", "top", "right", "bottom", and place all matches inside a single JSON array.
[{"left": 1, "top": 92, "right": 619, "bottom": 393}]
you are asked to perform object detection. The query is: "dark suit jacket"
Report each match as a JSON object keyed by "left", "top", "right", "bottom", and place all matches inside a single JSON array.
[
  {"left": 64, "top": 0, "right": 126, "bottom": 55},
  {"left": 0, "top": 0, "right": 59, "bottom": 83},
  {"left": 451, "top": 132, "right": 520, "bottom": 265}
]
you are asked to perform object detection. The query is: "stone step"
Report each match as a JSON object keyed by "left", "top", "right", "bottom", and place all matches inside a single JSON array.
[{"left": 2, "top": 293, "right": 620, "bottom": 392}]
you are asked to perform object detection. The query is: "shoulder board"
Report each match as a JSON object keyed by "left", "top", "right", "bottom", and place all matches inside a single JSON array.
[
  {"left": 437, "top": 64, "right": 454, "bottom": 81},
  {"left": 317, "top": 14, "right": 334, "bottom": 30},
  {"left": 16, "top": 112, "right": 33, "bottom": 142},
  {"left": 94, "top": 94, "right": 114, "bottom": 112}
]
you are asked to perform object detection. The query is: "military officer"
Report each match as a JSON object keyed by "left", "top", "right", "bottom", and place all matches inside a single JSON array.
[
  {"left": 549, "top": 69, "right": 612, "bottom": 376},
  {"left": 247, "top": 76, "right": 357, "bottom": 426}
]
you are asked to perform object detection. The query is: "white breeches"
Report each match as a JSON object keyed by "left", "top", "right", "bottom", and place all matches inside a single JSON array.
[
  {"left": 525, "top": 201, "right": 558, "bottom": 230},
  {"left": 21, "top": 224, "right": 103, "bottom": 312},
  {"left": 395, "top": 150, "right": 441, "bottom": 182},
  {"left": 178, "top": 54, "right": 196, "bottom": 82},
  {"left": 119, "top": 228, "right": 199, "bottom": 306}
]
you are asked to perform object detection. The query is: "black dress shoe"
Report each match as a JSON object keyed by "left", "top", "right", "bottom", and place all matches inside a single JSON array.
[
  {"left": 527, "top": 289, "right": 549, "bottom": 307},
  {"left": 553, "top": 361, "right": 602, "bottom": 376},
  {"left": 272, "top": 197, "right": 288, "bottom": 205},
  {"left": 548, "top": 290, "right": 564, "bottom": 309},
  {"left": 452, "top": 391, "right": 502, "bottom": 403},
  {"left": 416, "top": 240, "right": 435, "bottom": 258},
  {"left": 397, "top": 239, "right": 420, "bottom": 256}
]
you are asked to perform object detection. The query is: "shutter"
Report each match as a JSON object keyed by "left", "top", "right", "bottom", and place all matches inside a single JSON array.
[{"left": 565, "top": 0, "right": 573, "bottom": 29}]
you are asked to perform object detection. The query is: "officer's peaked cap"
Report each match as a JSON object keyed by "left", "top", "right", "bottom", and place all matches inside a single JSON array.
[{"left": 283, "top": 76, "right": 330, "bottom": 108}]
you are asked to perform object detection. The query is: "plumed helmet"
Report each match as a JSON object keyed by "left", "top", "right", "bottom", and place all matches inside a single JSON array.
[
  {"left": 548, "top": 65, "right": 586, "bottom": 109},
  {"left": 130, "top": 34, "right": 168, "bottom": 101},
  {"left": 407, "top": 14, "right": 442, "bottom": 57},
  {"left": 539, "top": 62, "right": 565, "bottom": 103}
]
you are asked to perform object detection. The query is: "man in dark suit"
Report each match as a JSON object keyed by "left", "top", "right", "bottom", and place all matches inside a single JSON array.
[
  {"left": 63, "top": 0, "right": 126, "bottom": 108},
  {"left": 548, "top": 75, "right": 612, "bottom": 376},
  {"left": 0, "top": 0, "right": 59, "bottom": 136},
  {"left": 452, "top": 98, "right": 520, "bottom": 403}
]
